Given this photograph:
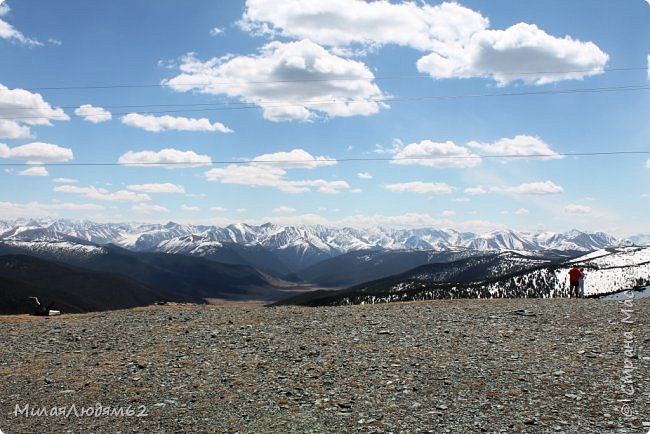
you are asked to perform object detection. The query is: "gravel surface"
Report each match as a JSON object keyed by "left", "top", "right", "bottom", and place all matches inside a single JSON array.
[{"left": 1, "top": 298, "right": 648, "bottom": 433}]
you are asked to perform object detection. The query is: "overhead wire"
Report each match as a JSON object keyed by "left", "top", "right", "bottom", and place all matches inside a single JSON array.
[
  {"left": 13, "top": 66, "right": 650, "bottom": 92},
  {"left": 2, "top": 83, "right": 650, "bottom": 121},
  {"left": 1, "top": 64, "right": 649, "bottom": 122},
  {"left": 1, "top": 67, "right": 648, "bottom": 169},
  {"left": 1, "top": 150, "right": 649, "bottom": 167}
]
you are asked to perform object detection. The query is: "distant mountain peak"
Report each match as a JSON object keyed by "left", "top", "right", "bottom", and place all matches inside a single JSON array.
[{"left": 1, "top": 219, "right": 621, "bottom": 269}]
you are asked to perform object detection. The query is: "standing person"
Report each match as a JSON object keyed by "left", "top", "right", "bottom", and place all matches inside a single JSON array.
[
  {"left": 579, "top": 268, "right": 586, "bottom": 298},
  {"left": 568, "top": 266, "right": 581, "bottom": 298}
]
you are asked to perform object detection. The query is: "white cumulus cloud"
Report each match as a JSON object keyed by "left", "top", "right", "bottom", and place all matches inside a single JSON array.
[
  {"left": 74, "top": 104, "right": 112, "bottom": 123},
  {"left": 502, "top": 181, "right": 564, "bottom": 195},
  {"left": 357, "top": 172, "right": 373, "bottom": 179},
  {"left": 417, "top": 22, "right": 608, "bottom": 86},
  {"left": 0, "top": 119, "right": 31, "bottom": 139},
  {"left": 204, "top": 149, "right": 349, "bottom": 194},
  {"left": 0, "top": 142, "right": 73, "bottom": 163},
  {"left": 121, "top": 113, "right": 233, "bottom": 133},
  {"left": 117, "top": 148, "right": 212, "bottom": 168},
  {"left": 181, "top": 204, "right": 201, "bottom": 212},
  {"left": 54, "top": 185, "right": 151, "bottom": 202},
  {"left": 205, "top": 164, "right": 350, "bottom": 194},
  {"left": 240, "top": 0, "right": 487, "bottom": 52},
  {"left": 0, "top": 3, "right": 42, "bottom": 46},
  {"left": 0, "top": 84, "right": 69, "bottom": 138},
  {"left": 164, "top": 39, "right": 387, "bottom": 121},
  {"left": 391, "top": 140, "right": 481, "bottom": 168},
  {"left": 384, "top": 181, "right": 454, "bottom": 194},
  {"left": 126, "top": 183, "right": 185, "bottom": 194},
  {"left": 467, "top": 135, "right": 562, "bottom": 160},
  {"left": 252, "top": 148, "right": 336, "bottom": 169},
  {"left": 464, "top": 187, "right": 487, "bottom": 195},
  {"left": 241, "top": 0, "right": 607, "bottom": 86},
  {"left": 18, "top": 166, "right": 48, "bottom": 176},
  {"left": 52, "top": 177, "right": 77, "bottom": 184}
]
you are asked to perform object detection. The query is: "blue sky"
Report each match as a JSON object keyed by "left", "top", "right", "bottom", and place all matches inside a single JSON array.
[{"left": 1, "top": 0, "right": 649, "bottom": 237}]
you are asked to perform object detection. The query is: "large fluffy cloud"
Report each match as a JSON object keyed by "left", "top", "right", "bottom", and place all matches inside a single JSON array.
[
  {"left": 121, "top": 113, "right": 232, "bottom": 133},
  {"left": 240, "top": 0, "right": 608, "bottom": 86},
  {"left": 0, "top": 142, "right": 73, "bottom": 163},
  {"left": 391, "top": 140, "right": 481, "bottom": 168},
  {"left": 117, "top": 148, "right": 212, "bottom": 168},
  {"left": 0, "top": 84, "right": 69, "bottom": 138},
  {"left": 240, "top": 0, "right": 487, "bottom": 51},
  {"left": 204, "top": 148, "right": 350, "bottom": 194},
  {"left": 164, "top": 39, "right": 387, "bottom": 121},
  {"left": 417, "top": 23, "right": 608, "bottom": 86}
]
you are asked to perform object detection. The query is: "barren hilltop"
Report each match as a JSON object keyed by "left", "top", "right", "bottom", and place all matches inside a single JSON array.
[{"left": 1, "top": 298, "right": 648, "bottom": 433}]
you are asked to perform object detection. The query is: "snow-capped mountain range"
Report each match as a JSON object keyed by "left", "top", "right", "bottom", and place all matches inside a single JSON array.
[
  {"left": 2, "top": 219, "right": 648, "bottom": 310},
  {"left": 0, "top": 219, "right": 626, "bottom": 267}
]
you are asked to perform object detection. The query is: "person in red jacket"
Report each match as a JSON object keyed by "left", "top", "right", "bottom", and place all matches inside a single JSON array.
[{"left": 568, "top": 266, "right": 582, "bottom": 297}]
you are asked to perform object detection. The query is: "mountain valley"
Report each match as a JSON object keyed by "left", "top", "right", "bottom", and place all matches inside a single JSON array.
[{"left": 1, "top": 219, "right": 647, "bottom": 313}]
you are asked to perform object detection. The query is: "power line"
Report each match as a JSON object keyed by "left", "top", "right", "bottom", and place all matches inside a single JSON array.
[
  {"left": 2, "top": 83, "right": 650, "bottom": 121},
  {"left": 1, "top": 150, "right": 649, "bottom": 167},
  {"left": 14, "top": 66, "right": 650, "bottom": 92}
]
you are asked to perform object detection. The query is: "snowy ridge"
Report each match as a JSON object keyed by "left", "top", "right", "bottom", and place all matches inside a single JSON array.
[
  {"left": 573, "top": 246, "right": 650, "bottom": 268},
  {"left": 320, "top": 246, "right": 650, "bottom": 306},
  {"left": 454, "top": 247, "right": 649, "bottom": 298},
  {"left": 0, "top": 240, "right": 107, "bottom": 259},
  {"left": 548, "top": 247, "right": 650, "bottom": 296},
  {"left": 0, "top": 219, "right": 622, "bottom": 261}
]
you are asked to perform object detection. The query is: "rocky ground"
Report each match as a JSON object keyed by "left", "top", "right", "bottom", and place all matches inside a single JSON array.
[{"left": 0, "top": 297, "right": 648, "bottom": 433}]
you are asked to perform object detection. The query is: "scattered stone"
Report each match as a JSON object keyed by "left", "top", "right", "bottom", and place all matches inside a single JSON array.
[
  {"left": 1, "top": 298, "right": 646, "bottom": 432},
  {"left": 513, "top": 309, "right": 537, "bottom": 317}
]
